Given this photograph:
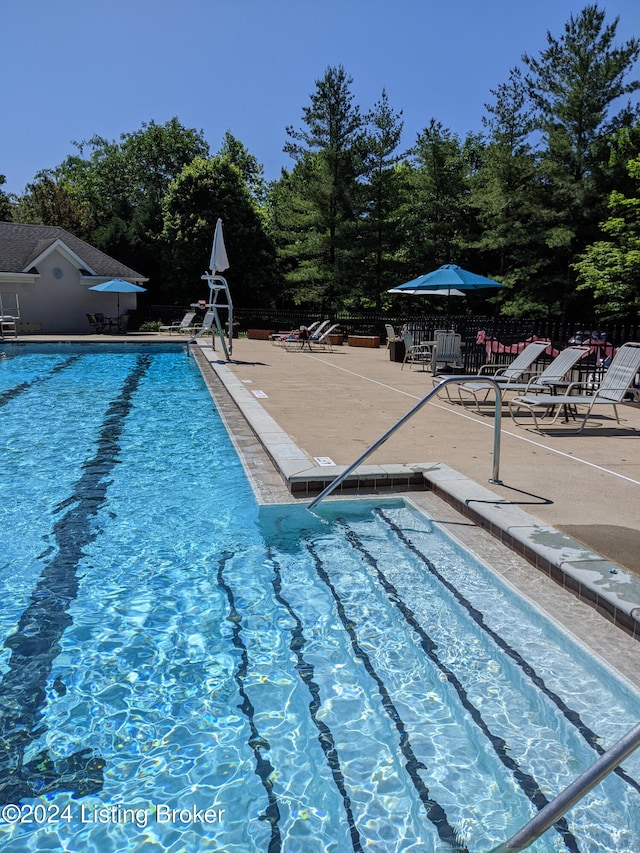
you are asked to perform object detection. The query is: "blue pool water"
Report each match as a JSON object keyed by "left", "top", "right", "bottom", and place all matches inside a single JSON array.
[{"left": 0, "top": 343, "right": 639, "bottom": 853}]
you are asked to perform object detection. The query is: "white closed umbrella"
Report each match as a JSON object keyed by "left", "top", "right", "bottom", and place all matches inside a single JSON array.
[{"left": 210, "top": 218, "right": 229, "bottom": 274}]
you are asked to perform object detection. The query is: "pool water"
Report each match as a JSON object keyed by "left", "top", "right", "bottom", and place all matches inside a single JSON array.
[{"left": 0, "top": 344, "right": 638, "bottom": 853}]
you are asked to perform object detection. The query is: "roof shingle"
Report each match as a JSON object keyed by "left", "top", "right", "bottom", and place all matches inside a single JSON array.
[{"left": 0, "top": 221, "right": 146, "bottom": 280}]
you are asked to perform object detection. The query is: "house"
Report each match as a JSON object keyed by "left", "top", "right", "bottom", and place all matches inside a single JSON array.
[{"left": 0, "top": 222, "right": 147, "bottom": 333}]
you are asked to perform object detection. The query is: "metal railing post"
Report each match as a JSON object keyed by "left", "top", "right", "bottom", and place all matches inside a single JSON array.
[
  {"left": 489, "top": 722, "right": 640, "bottom": 853},
  {"left": 308, "top": 376, "right": 503, "bottom": 510}
]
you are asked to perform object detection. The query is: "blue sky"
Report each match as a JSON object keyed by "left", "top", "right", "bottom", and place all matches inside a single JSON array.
[{"left": 2, "top": 0, "right": 640, "bottom": 196}]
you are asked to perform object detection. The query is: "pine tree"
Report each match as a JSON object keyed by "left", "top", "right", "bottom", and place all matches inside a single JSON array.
[
  {"left": 402, "top": 119, "right": 470, "bottom": 273},
  {"left": 522, "top": 3, "right": 640, "bottom": 317},
  {"left": 358, "top": 90, "right": 405, "bottom": 308},
  {"left": 471, "top": 68, "right": 555, "bottom": 316},
  {"left": 282, "top": 65, "right": 365, "bottom": 310}
]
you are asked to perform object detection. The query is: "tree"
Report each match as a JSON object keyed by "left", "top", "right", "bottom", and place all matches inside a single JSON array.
[
  {"left": 471, "top": 68, "right": 554, "bottom": 316},
  {"left": 523, "top": 4, "right": 640, "bottom": 182},
  {"left": 12, "top": 175, "right": 93, "bottom": 237},
  {"left": 522, "top": 3, "right": 640, "bottom": 316},
  {"left": 0, "top": 175, "right": 12, "bottom": 221},
  {"left": 217, "top": 131, "right": 266, "bottom": 202},
  {"left": 282, "top": 65, "right": 366, "bottom": 309},
  {"left": 574, "top": 148, "right": 640, "bottom": 318},
  {"left": 401, "top": 120, "right": 471, "bottom": 273},
  {"left": 52, "top": 118, "right": 211, "bottom": 288},
  {"left": 162, "top": 156, "right": 277, "bottom": 306},
  {"left": 266, "top": 158, "right": 326, "bottom": 307},
  {"left": 358, "top": 90, "right": 406, "bottom": 309}
]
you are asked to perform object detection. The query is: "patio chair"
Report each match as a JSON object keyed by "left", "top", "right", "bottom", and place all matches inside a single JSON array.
[
  {"left": 430, "top": 330, "right": 463, "bottom": 375},
  {"left": 116, "top": 313, "right": 130, "bottom": 334},
  {"left": 385, "top": 324, "right": 396, "bottom": 350},
  {"left": 452, "top": 345, "right": 590, "bottom": 412},
  {"left": 401, "top": 341, "right": 433, "bottom": 370},
  {"left": 94, "top": 312, "right": 119, "bottom": 332},
  {"left": 509, "top": 342, "right": 640, "bottom": 432},
  {"left": 86, "top": 313, "right": 104, "bottom": 333},
  {"left": 160, "top": 312, "right": 199, "bottom": 335}
]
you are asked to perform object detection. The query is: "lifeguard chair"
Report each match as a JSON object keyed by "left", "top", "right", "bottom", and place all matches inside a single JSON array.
[{"left": 191, "top": 219, "right": 233, "bottom": 360}]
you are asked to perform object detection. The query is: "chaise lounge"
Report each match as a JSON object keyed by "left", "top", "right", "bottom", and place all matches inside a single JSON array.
[{"left": 509, "top": 342, "right": 640, "bottom": 431}]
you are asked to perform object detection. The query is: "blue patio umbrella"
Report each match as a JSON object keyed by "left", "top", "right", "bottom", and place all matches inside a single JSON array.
[
  {"left": 89, "top": 279, "right": 147, "bottom": 315},
  {"left": 393, "top": 264, "right": 503, "bottom": 294}
]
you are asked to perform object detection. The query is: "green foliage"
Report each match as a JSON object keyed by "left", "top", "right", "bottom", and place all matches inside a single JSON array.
[
  {"left": 268, "top": 11, "right": 640, "bottom": 320},
  {"left": 218, "top": 131, "right": 266, "bottom": 202},
  {"left": 0, "top": 174, "right": 13, "bottom": 221},
  {"left": 352, "top": 90, "right": 406, "bottom": 309},
  {"left": 518, "top": 4, "right": 640, "bottom": 316},
  {"left": 46, "top": 118, "right": 210, "bottom": 288},
  {"left": 13, "top": 175, "right": 94, "bottom": 237},
  {"left": 401, "top": 120, "right": 471, "bottom": 271},
  {"left": 574, "top": 152, "right": 640, "bottom": 318},
  {"left": 10, "top": 118, "right": 277, "bottom": 308},
  {"left": 523, "top": 4, "right": 639, "bottom": 181},
  {"left": 162, "top": 156, "right": 277, "bottom": 305},
  {"left": 279, "top": 65, "right": 367, "bottom": 310}
]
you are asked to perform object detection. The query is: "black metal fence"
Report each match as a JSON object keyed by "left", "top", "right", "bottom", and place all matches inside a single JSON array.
[
  {"left": 147, "top": 304, "right": 640, "bottom": 375},
  {"left": 233, "top": 308, "right": 640, "bottom": 373}
]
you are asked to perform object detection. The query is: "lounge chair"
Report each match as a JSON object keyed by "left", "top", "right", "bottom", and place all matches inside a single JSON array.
[
  {"left": 160, "top": 312, "right": 199, "bottom": 335},
  {"left": 451, "top": 345, "right": 590, "bottom": 412},
  {"left": 271, "top": 320, "right": 326, "bottom": 345},
  {"left": 435, "top": 338, "right": 552, "bottom": 402},
  {"left": 509, "top": 342, "right": 640, "bottom": 432},
  {"left": 309, "top": 323, "right": 341, "bottom": 351},
  {"left": 306, "top": 320, "right": 324, "bottom": 335},
  {"left": 286, "top": 323, "right": 339, "bottom": 351},
  {"left": 189, "top": 310, "right": 215, "bottom": 340}
]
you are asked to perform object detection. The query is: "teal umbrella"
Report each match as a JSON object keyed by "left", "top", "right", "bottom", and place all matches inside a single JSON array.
[
  {"left": 394, "top": 264, "right": 503, "bottom": 293},
  {"left": 89, "top": 279, "right": 146, "bottom": 315}
]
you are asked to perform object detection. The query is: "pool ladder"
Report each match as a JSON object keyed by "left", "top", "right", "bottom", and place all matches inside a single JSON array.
[
  {"left": 308, "top": 375, "right": 505, "bottom": 510},
  {"left": 489, "top": 722, "right": 640, "bottom": 852}
]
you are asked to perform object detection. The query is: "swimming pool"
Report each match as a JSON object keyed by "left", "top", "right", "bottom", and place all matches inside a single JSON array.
[{"left": 0, "top": 344, "right": 638, "bottom": 852}]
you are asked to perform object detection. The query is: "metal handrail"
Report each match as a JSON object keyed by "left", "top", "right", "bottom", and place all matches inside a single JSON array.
[
  {"left": 308, "top": 375, "right": 504, "bottom": 510},
  {"left": 489, "top": 721, "right": 640, "bottom": 853}
]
